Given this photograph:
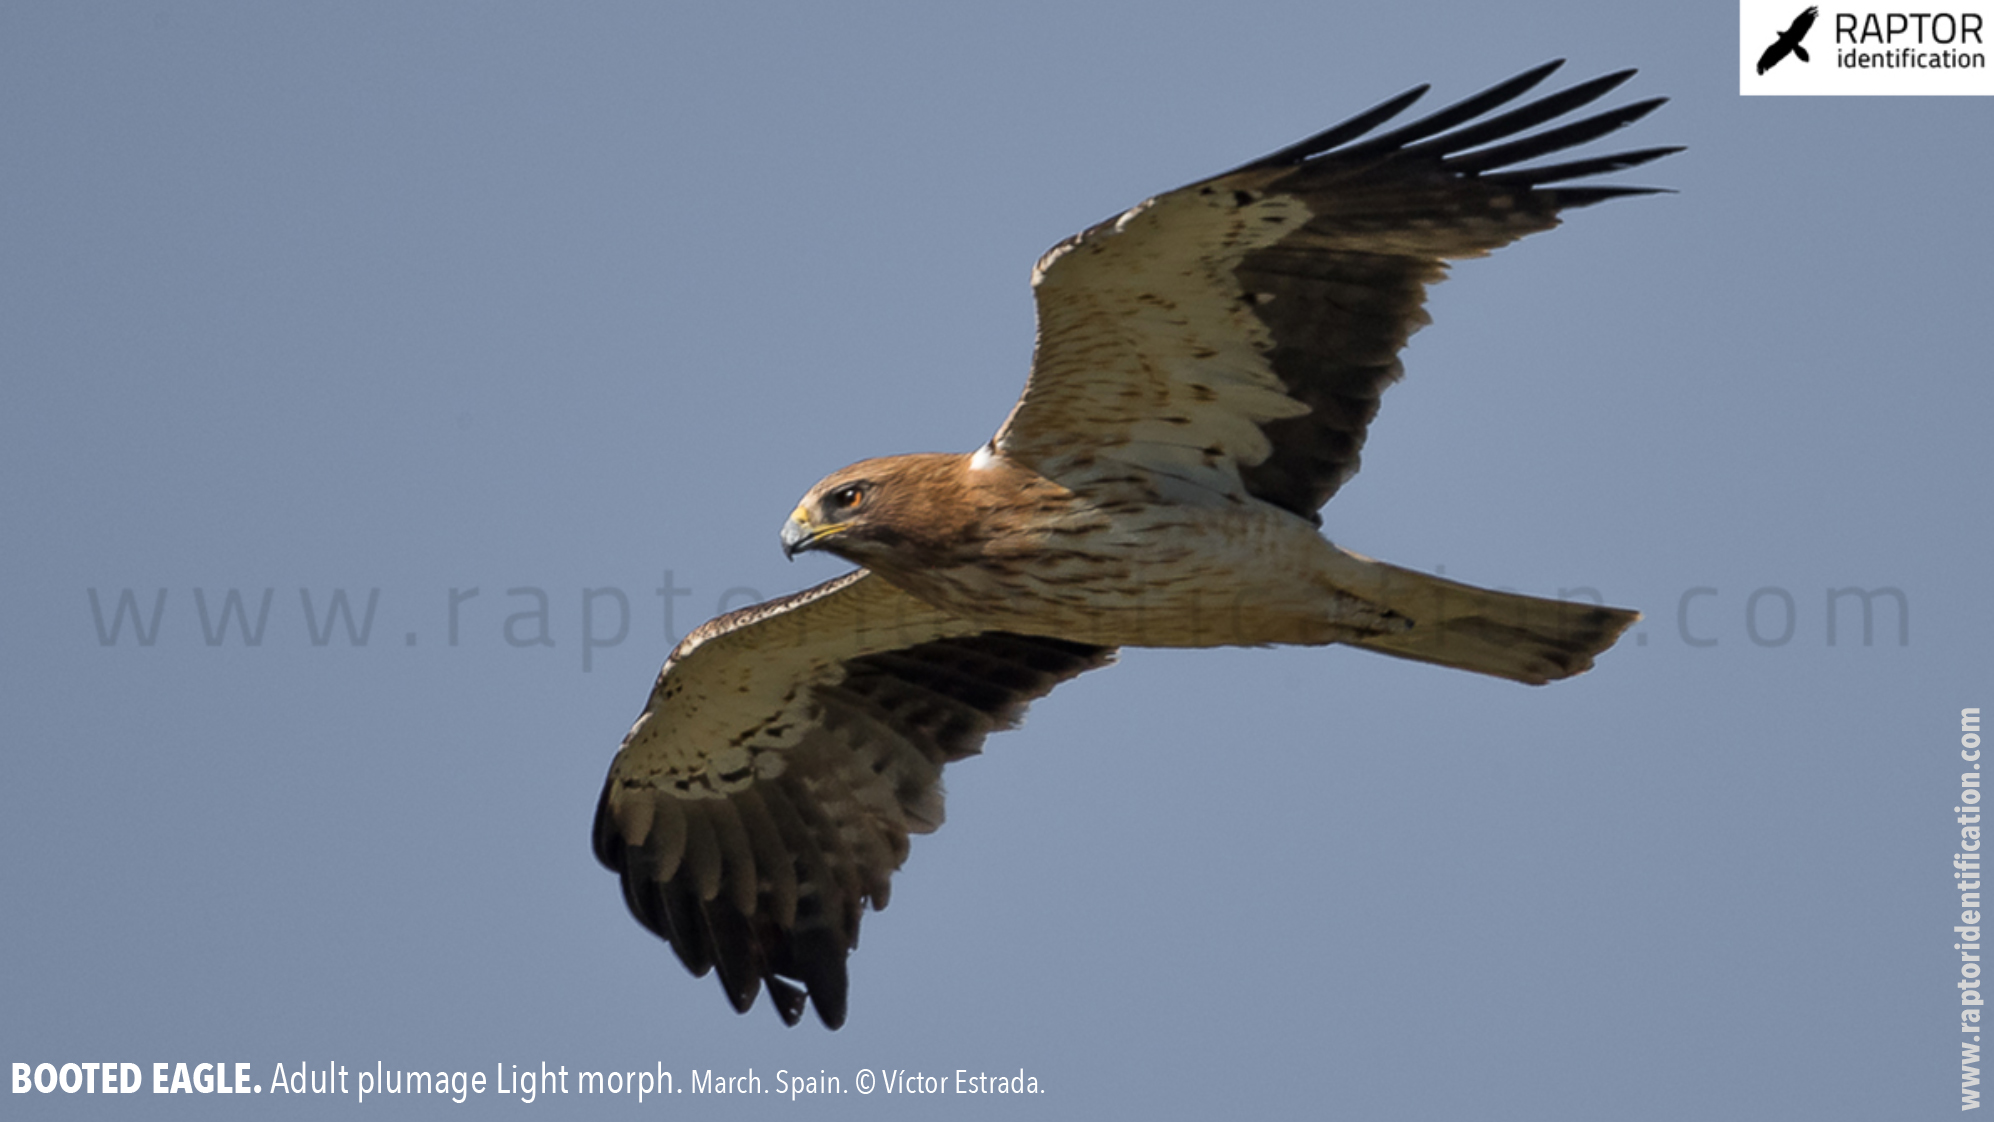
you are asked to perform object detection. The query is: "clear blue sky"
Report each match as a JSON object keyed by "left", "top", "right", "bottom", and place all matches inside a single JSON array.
[{"left": 4, "top": 3, "right": 1988, "bottom": 1119}]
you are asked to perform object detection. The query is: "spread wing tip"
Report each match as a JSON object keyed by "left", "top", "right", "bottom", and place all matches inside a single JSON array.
[
  {"left": 597, "top": 774, "right": 858, "bottom": 1029},
  {"left": 1232, "top": 62, "right": 1676, "bottom": 203}
]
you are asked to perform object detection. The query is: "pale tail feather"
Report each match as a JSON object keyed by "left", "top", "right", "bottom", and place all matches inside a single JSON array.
[{"left": 1321, "top": 551, "right": 1639, "bottom": 686}]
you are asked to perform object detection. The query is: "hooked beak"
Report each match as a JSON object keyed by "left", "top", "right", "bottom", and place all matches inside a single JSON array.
[{"left": 780, "top": 505, "right": 822, "bottom": 560}]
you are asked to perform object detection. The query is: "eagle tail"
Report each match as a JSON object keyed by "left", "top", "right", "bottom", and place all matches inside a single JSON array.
[
  {"left": 1324, "top": 554, "right": 1639, "bottom": 685},
  {"left": 1794, "top": 45, "right": 1810, "bottom": 63}
]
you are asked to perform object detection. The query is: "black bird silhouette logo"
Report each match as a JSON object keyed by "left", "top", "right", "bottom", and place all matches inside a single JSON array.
[{"left": 1758, "top": 6, "right": 1820, "bottom": 74}]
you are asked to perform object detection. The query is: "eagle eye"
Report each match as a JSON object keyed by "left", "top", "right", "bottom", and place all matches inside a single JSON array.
[{"left": 828, "top": 484, "right": 866, "bottom": 513}]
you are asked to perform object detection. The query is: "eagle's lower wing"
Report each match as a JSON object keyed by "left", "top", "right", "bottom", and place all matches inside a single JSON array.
[
  {"left": 593, "top": 569, "right": 1114, "bottom": 1028},
  {"left": 994, "top": 61, "right": 1677, "bottom": 523}
]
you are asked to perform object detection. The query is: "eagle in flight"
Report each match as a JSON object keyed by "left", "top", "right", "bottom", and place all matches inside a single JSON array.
[
  {"left": 595, "top": 61, "right": 1675, "bottom": 1029},
  {"left": 1757, "top": 6, "right": 1819, "bottom": 75}
]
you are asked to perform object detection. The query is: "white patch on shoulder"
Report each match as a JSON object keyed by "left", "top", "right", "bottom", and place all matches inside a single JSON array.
[
  {"left": 1030, "top": 241, "right": 1074, "bottom": 288},
  {"left": 969, "top": 443, "right": 996, "bottom": 471},
  {"left": 1112, "top": 198, "right": 1155, "bottom": 233}
]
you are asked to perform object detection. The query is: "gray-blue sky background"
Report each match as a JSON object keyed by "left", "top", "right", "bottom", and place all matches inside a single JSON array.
[{"left": 4, "top": 3, "right": 1986, "bottom": 1119}]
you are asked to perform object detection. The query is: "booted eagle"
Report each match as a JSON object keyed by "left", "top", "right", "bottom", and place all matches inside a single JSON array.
[{"left": 595, "top": 61, "right": 1675, "bottom": 1029}]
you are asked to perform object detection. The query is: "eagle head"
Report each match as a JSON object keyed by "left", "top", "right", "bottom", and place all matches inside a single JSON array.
[
  {"left": 780, "top": 453, "right": 973, "bottom": 566},
  {"left": 781, "top": 470, "right": 876, "bottom": 561}
]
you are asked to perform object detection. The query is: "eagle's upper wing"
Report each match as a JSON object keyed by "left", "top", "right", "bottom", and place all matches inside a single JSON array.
[
  {"left": 1789, "top": 6, "right": 1819, "bottom": 38},
  {"left": 993, "top": 62, "right": 1677, "bottom": 523},
  {"left": 593, "top": 569, "right": 1113, "bottom": 1028}
]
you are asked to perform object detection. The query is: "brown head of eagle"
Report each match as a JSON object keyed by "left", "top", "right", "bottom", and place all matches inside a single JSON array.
[{"left": 594, "top": 61, "right": 1677, "bottom": 1029}]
